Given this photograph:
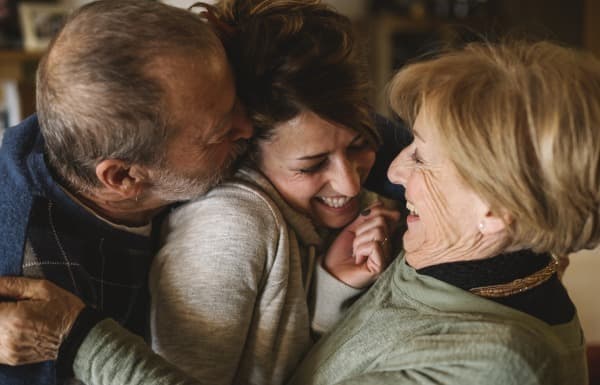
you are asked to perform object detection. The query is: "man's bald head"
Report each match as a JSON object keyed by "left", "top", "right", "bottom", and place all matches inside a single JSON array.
[{"left": 37, "top": 0, "right": 226, "bottom": 192}]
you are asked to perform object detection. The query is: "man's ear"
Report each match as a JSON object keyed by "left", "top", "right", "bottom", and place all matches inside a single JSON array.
[
  {"left": 479, "top": 209, "right": 512, "bottom": 235},
  {"left": 95, "top": 160, "right": 149, "bottom": 199}
]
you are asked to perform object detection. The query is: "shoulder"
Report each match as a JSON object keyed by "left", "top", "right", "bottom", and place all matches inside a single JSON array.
[
  {"left": 166, "top": 178, "right": 285, "bottom": 234},
  {"left": 153, "top": 178, "right": 288, "bottom": 278},
  {"left": 0, "top": 115, "right": 41, "bottom": 168}
]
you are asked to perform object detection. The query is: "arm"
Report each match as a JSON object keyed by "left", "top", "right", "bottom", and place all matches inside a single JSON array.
[
  {"left": 311, "top": 202, "right": 400, "bottom": 333},
  {"left": 330, "top": 348, "right": 553, "bottom": 385},
  {"left": 330, "top": 365, "right": 545, "bottom": 385},
  {"left": 290, "top": 332, "right": 555, "bottom": 385},
  {"left": 149, "top": 188, "right": 281, "bottom": 384},
  {"left": 74, "top": 318, "right": 201, "bottom": 385},
  {"left": 309, "top": 262, "right": 363, "bottom": 334},
  {"left": 0, "top": 277, "right": 209, "bottom": 385}
]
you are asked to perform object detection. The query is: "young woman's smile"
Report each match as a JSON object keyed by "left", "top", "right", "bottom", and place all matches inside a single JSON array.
[{"left": 258, "top": 111, "right": 376, "bottom": 229}]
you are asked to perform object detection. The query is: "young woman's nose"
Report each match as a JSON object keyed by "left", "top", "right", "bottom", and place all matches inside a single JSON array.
[{"left": 331, "top": 158, "right": 361, "bottom": 196}]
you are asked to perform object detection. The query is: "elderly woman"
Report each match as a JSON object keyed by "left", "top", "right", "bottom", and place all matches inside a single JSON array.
[
  {"left": 287, "top": 40, "right": 597, "bottom": 385},
  {"left": 0, "top": 37, "right": 593, "bottom": 385}
]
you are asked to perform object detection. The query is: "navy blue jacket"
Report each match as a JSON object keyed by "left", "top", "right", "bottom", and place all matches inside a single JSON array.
[{"left": 0, "top": 115, "right": 156, "bottom": 384}]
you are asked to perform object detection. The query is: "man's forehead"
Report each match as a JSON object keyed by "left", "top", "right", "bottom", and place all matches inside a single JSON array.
[
  {"left": 201, "top": 92, "right": 236, "bottom": 142},
  {"left": 187, "top": 76, "right": 237, "bottom": 143}
]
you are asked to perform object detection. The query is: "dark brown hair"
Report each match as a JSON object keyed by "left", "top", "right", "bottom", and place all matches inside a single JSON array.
[{"left": 200, "top": 0, "right": 380, "bottom": 161}]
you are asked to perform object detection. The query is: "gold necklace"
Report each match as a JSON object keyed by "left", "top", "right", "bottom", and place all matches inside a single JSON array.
[{"left": 469, "top": 258, "right": 559, "bottom": 298}]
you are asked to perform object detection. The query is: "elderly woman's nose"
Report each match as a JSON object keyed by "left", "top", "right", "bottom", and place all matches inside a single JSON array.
[
  {"left": 387, "top": 148, "right": 410, "bottom": 186},
  {"left": 332, "top": 160, "right": 361, "bottom": 196}
]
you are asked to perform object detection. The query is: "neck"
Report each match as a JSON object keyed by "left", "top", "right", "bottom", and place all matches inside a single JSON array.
[
  {"left": 406, "top": 232, "right": 511, "bottom": 269},
  {"left": 71, "top": 189, "right": 164, "bottom": 227}
]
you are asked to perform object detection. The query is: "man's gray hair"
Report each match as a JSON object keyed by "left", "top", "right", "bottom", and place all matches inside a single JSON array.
[{"left": 36, "top": 0, "right": 222, "bottom": 192}]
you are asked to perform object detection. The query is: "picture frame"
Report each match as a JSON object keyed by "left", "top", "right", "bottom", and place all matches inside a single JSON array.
[{"left": 18, "top": 2, "right": 69, "bottom": 52}]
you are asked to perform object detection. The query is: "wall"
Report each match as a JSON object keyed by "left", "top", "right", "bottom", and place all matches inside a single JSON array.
[
  {"left": 565, "top": 0, "right": 600, "bottom": 346},
  {"left": 564, "top": 251, "right": 600, "bottom": 344}
]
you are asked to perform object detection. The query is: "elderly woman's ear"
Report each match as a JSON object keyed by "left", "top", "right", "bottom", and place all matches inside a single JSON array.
[{"left": 478, "top": 210, "right": 511, "bottom": 236}]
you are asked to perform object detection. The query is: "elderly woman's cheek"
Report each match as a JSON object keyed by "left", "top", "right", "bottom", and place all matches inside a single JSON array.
[{"left": 417, "top": 168, "right": 477, "bottom": 253}]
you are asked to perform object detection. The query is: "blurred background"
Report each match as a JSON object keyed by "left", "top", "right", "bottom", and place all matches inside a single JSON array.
[{"left": 1, "top": 0, "right": 599, "bottom": 381}]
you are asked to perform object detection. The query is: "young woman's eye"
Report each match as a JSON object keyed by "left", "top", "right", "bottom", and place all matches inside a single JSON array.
[
  {"left": 298, "top": 160, "right": 327, "bottom": 174},
  {"left": 349, "top": 138, "right": 370, "bottom": 152}
]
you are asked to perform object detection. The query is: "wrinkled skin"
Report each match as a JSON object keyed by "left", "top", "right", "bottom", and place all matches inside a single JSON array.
[{"left": 0, "top": 277, "right": 84, "bottom": 366}]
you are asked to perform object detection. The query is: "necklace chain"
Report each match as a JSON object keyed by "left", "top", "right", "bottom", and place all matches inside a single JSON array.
[{"left": 469, "top": 258, "right": 559, "bottom": 298}]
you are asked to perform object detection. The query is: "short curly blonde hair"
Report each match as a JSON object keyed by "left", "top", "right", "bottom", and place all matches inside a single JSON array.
[{"left": 389, "top": 41, "right": 600, "bottom": 256}]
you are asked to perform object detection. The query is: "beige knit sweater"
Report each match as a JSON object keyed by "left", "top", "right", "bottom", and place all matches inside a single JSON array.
[{"left": 148, "top": 167, "right": 374, "bottom": 385}]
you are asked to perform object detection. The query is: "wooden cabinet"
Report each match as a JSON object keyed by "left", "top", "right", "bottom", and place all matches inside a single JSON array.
[
  {"left": 0, "top": 50, "right": 42, "bottom": 122},
  {"left": 368, "top": 14, "right": 442, "bottom": 114}
]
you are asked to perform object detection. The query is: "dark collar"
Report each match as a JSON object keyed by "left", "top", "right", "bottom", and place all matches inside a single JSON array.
[
  {"left": 416, "top": 250, "right": 574, "bottom": 325},
  {"left": 416, "top": 249, "right": 551, "bottom": 291}
]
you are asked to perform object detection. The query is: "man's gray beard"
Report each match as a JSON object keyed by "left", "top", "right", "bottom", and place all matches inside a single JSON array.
[{"left": 150, "top": 141, "right": 247, "bottom": 202}]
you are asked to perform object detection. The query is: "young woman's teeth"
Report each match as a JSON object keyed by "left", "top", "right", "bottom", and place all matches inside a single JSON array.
[
  {"left": 320, "top": 196, "right": 351, "bottom": 208},
  {"left": 406, "top": 202, "right": 419, "bottom": 216}
]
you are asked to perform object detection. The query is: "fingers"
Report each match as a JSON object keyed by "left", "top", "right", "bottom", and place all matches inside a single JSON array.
[
  {"left": 0, "top": 301, "right": 61, "bottom": 365},
  {"left": 352, "top": 213, "right": 396, "bottom": 254},
  {"left": 353, "top": 218, "right": 389, "bottom": 248},
  {"left": 346, "top": 201, "right": 384, "bottom": 230},
  {"left": 352, "top": 205, "right": 401, "bottom": 234},
  {"left": 0, "top": 276, "right": 47, "bottom": 300},
  {"left": 353, "top": 239, "right": 387, "bottom": 268},
  {"left": 324, "top": 202, "right": 400, "bottom": 289},
  {"left": 0, "top": 279, "right": 85, "bottom": 366}
]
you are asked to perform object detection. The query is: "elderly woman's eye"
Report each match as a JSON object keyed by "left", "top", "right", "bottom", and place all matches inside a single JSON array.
[{"left": 410, "top": 149, "right": 423, "bottom": 164}]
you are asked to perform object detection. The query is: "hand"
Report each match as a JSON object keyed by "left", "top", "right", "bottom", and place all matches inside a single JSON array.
[
  {"left": 0, "top": 277, "right": 85, "bottom": 366},
  {"left": 323, "top": 202, "right": 401, "bottom": 288}
]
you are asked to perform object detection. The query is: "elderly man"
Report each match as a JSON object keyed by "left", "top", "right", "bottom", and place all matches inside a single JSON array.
[{"left": 0, "top": 1, "right": 251, "bottom": 384}]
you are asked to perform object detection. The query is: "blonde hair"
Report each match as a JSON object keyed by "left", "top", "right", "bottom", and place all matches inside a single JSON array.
[{"left": 389, "top": 41, "right": 600, "bottom": 256}]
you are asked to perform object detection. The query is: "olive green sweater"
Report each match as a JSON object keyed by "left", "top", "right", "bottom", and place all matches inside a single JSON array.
[
  {"left": 288, "top": 253, "right": 587, "bottom": 385},
  {"left": 73, "top": 252, "right": 586, "bottom": 385}
]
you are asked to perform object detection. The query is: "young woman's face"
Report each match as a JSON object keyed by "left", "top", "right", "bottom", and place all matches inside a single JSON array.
[{"left": 258, "top": 111, "right": 376, "bottom": 229}]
